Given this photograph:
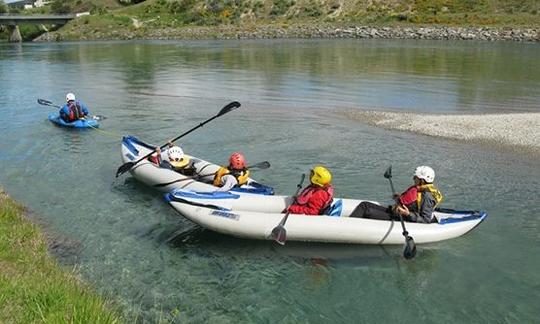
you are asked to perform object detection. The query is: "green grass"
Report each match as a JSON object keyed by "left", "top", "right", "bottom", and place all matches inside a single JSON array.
[
  {"left": 0, "top": 188, "right": 122, "bottom": 324},
  {"left": 50, "top": 0, "right": 538, "bottom": 39},
  {"left": 4, "top": 0, "right": 539, "bottom": 41}
]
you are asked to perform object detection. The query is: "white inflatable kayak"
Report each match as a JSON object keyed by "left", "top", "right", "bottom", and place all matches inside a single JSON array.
[
  {"left": 121, "top": 136, "right": 274, "bottom": 195},
  {"left": 165, "top": 189, "right": 487, "bottom": 245}
]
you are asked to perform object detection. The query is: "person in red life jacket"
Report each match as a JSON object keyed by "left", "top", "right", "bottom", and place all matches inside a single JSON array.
[
  {"left": 284, "top": 166, "right": 334, "bottom": 216},
  {"left": 350, "top": 166, "right": 444, "bottom": 223},
  {"left": 59, "top": 93, "right": 89, "bottom": 123},
  {"left": 213, "top": 152, "right": 251, "bottom": 191},
  {"left": 149, "top": 142, "right": 196, "bottom": 176}
]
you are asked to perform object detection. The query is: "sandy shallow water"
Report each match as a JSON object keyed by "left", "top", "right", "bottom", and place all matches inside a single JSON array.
[{"left": 344, "top": 111, "right": 540, "bottom": 155}]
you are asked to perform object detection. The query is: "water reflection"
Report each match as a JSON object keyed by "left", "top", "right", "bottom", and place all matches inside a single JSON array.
[
  {"left": 3, "top": 40, "right": 539, "bottom": 113},
  {"left": 163, "top": 224, "right": 410, "bottom": 266}
]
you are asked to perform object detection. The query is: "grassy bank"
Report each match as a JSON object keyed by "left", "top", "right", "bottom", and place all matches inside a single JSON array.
[
  {"left": 0, "top": 188, "right": 122, "bottom": 323},
  {"left": 20, "top": 0, "right": 540, "bottom": 41}
]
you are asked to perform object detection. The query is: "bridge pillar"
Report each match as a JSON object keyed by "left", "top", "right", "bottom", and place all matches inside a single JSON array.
[{"left": 8, "top": 25, "right": 22, "bottom": 42}]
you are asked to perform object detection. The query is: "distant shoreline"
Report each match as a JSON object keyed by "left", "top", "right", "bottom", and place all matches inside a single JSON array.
[
  {"left": 343, "top": 110, "right": 540, "bottom": 156},
  {"left": 35, "top": 24, "right": 540, "bottom": 42}
]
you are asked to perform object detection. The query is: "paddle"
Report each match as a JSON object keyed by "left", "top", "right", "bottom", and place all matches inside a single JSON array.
[
  {"left": 116, "top": 101, "right": 241, "bottom": 178},
  {"left": 37, "top": 98, "right": 106, "bottom": 121},
  {"left": 153, "top": 161, "right": 271, "bottom": 188},
  {"left": 269, "top": 173, "right": 306, "bottom": 245},
  {"left": 384, "top": 165, "right": 417, "bottom": 259}
]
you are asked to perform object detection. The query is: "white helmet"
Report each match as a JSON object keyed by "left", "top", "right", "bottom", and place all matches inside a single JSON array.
[
  {"left": 168, "top": 146, "right": 184, "bottom": 161},
  {"left": 167, "top": 146, "right": 190, "bottom": 168},
  {"left": 414, "top": 166, "right": 435, "bottom": 183},
  {"left": 66, "top": 93, "right": 76, "bottom": 102}
]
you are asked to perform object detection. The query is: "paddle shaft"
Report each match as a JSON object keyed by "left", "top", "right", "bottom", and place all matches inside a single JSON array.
[
  {"left": 387, "top": 177, "right": 409, "bottom": 235},
  {"left": 38, "top": 98, "right": 104, "bottom": 120},
  {"left": 153, "top": 161, "right": 270, "bottom": 188},
  {"left": 116, "top": 101, "right": 240, "bottom": 177},
  {"left": 384, "top": 166, "right": 416, "bottom": 259},
  {"left": 270, "top": 173, "right": 306, "bottom": 245}
]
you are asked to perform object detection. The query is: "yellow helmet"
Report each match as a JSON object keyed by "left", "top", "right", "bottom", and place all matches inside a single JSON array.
[{"left": 310, "top": 166, "right": 332, "bottom": 187}]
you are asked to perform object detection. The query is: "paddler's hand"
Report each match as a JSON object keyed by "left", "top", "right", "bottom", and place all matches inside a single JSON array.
[
  {"left": 155, "top": 146, "right": 161, "bottom": 154},
  {"left": 395, "top": 205, "right": 410, "bottom": 217},
  {"left": 168, "top": 140, "right": 174, "bottom": 147}
]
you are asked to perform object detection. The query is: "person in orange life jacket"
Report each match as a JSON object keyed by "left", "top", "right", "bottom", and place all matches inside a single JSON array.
[
  {"left": 213, "top": 152, "right": 251, "bottom": 191},
  {"left": 284, "top": 166, "right": 334, "bottom": 216},
  {"left": 149, "top": 142, "right": 196, "bottom": 176},
  {"left": 349, "top": 166, "right": 444, "bottom": 223},
  {"left": 59, "top": 93, "right": 89, "bottom": 123}
]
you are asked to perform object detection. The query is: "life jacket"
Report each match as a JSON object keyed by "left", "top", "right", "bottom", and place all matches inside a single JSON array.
[
  {"left": 296, "top": 185, "right": 334, "bottom": 215},
  {"left": 213, "top": 166, "right": 250, "bottom": 187},
  {"left": 399, "top": 185, "right": 418, "bottom": 206},
  {"left": 67, "top": 101, "right": 84, "bottom": 122},
  {"left": 416, "top": 184, "right": 443, "bottom": 209}
]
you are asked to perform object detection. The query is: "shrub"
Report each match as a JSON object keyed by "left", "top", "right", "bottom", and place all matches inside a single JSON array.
[
  {"left": 270, "top": 0, "right": 295, "bottom": 17},
  {"left": 0, "top": 0, "right": 7, "bottom": 14},
  {"left": 51, "top": 0, "right": 72, "bottom": 14},
  {"left": 168, "top": 0, "right": 196, "bottom": 14}
]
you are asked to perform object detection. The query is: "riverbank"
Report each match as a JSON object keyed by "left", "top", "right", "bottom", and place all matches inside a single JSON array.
[
  {"left": 35, "top": 23, "right": 540, "bottom": 42},
  {"left": 0, "top": 188, "right": 122, "bottom": 323},
  {"left": 344, "top": 111, "right": 540, "bottom": 156}
]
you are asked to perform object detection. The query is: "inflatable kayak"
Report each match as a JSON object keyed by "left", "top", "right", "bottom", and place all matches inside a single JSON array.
[
  {"left": 48, "top": 113, "right": 99, "bottom": 129},
  {"left": 165, "top": 189, "right": 487, "bottom": 245},
  {"left": 121, "top": 136, "right": 274, "bottom": 195}
]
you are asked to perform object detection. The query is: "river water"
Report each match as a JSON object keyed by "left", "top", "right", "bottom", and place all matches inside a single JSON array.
[{"left": 1, "top": 39, "right": 539, "bottom": 323}]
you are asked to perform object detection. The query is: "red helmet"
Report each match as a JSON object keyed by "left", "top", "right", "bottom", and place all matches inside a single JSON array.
[{"left": 229, "top": 152, "right": 246, "bottom": 170}]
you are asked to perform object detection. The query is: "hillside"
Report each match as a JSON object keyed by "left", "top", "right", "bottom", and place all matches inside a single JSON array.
[{"left": 7, "top": 0, "right": 540, "bottom": 41}]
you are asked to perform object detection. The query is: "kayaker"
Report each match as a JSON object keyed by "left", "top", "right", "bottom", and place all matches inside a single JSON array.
[
  {"left": 213, "top": 152, "right": 251, "bottom": 191},
  {"left": 284, "top": 166, "right": 334, "bottom": 215},
  {"left": 59, "top": 93, "right": 90, "bottom": 123},
  {"left": 150, "top": 142, "right": 197, "bottom": 176},
  {"left": 350, "top": 166, "right": 443, "bottom": 223}
]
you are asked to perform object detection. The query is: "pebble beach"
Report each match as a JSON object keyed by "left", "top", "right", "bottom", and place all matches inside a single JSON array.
[{"left": 344, "top": 111, "right": 540, "bottom": 155}]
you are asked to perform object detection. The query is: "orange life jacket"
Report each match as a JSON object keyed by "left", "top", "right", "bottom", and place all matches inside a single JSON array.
[{"left": 213, "top": 166, "right": 250, "bottom": 187}]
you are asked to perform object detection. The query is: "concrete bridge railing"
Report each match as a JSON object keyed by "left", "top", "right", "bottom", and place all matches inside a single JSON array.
[{"left": 0, "top": 14, "right": 75, "bottom": 42}]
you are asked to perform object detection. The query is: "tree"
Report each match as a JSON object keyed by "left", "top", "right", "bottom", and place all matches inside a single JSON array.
[
  {"left": 51, "top": 0, "right": 71, "bottom": 14},
  {"left": 0, "top": 0, "right": 8, "bottom": 14}
]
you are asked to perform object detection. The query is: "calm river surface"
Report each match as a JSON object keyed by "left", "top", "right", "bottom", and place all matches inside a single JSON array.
[{"left": 1, "top": 39, "right": 539, "bottom": 323}]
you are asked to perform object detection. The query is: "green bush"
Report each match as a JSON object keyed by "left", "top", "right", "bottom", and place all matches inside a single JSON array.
[
  {"left": 51, "top": 0, "right": 72, "bottom": 14},
  {"left": 168, "top": 0, "right": 197, "bottom": 14},
  {"left": 270, "top": 0, "right": 295, "bottom": 17},
  {"left": 0, "top": 0, "right": 7, "bottom": 14}
]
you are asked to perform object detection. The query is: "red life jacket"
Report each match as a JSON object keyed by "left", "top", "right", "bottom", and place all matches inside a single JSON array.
[
  {"left": 295, "top": 185, "right": 334, "bottom": 215},
  {"left": 399, "top": 185, "right": 418, "bottom": 206},
  {"left": 67, "top": 101, "right": 84, "bottom": 122}
]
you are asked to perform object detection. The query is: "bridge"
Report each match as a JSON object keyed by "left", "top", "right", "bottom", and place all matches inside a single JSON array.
[{"left": 0, "top": 14, "right": 75, "bottom": 42}]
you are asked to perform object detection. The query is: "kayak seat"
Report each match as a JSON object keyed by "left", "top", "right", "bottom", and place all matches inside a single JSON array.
[{"left": 322, "top": 199, "right": 343, "bottom": 217}]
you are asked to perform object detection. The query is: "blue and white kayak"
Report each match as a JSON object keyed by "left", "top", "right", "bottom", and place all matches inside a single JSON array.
[
  {"left": 166, "top": 188, "right": 487, "bottom": 245},
  {"left": 121, "top": 135, "right": 274, "bottom": 195},
  {"left": 48, "top": 113, "right": 99, "bottom": 129}
]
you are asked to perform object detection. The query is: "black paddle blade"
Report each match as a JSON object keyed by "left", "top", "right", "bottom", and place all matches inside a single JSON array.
[
  {"left": 38, "top": 98, "right": 61, "bottom": 108},
  {"left": 403, "top": 236, "right": 417, "bottom": 259},
  {"left": 384, "top": 165, "right": 392, "bottom": 179},
  {"left": 37, "top": 98, "right": 53, "bottom": 106},
  {"left": 251, "top": 161, "right": 270, "bottom": 170},
  {"left": 270, "top": 225, "right": 286, "bottom": 245},
  {"left": 115, "top": 162, "right": 135, "bottom": 178},
  {"left": 217, "top": 101, "right": 241, "bottom": 116}
]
